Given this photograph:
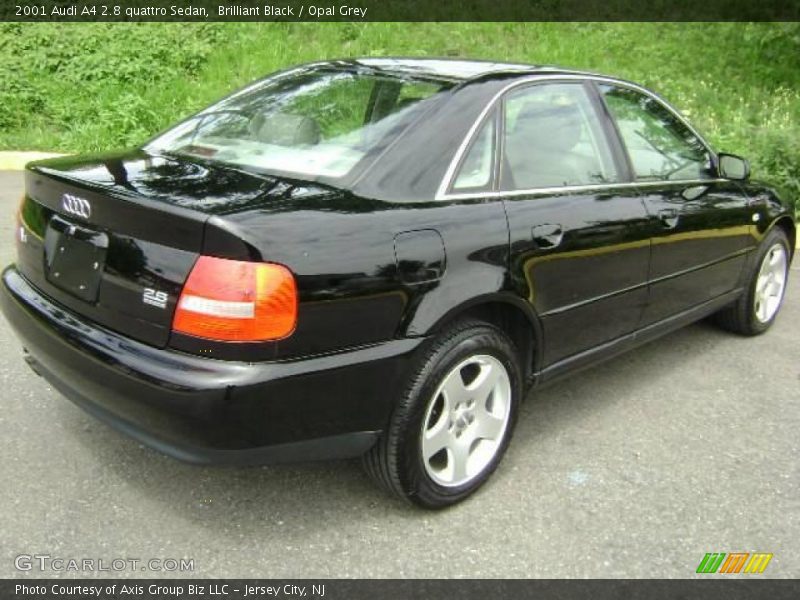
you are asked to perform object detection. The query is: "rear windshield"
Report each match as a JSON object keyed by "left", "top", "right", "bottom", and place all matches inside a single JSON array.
[{"left": 147, "top": 66, "right": 452, "bottom": 179}]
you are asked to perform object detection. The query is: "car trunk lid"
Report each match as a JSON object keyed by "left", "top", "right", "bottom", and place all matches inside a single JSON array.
[{"left": 16, "top": 149, "right": 285, "bottom": 347}]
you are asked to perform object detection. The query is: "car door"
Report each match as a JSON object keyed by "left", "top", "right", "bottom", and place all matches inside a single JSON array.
[
  {"left": 490, "top": 81, "right": 652, "bottom": 372},
  {"left": 596, "top": 83, "right": 754, "bottom": 326}
]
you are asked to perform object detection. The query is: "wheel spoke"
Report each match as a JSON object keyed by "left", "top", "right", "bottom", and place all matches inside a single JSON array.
[
  {"left": 450, "top": 441, "right": 470, "bottom": 482},
  {"left": 758, "top": 287, "right": 769, "bottom": 306},
  {"left": 474, "top": 408, "right": 505, "bottom": 442},
  {"left": 468, "top": 361, "right": 501, "bottom": 404},
  {"left": 769, "top": 248, "right": 781, "bottom": 267},
  {"left": 441, "top": 370, "right": 469, "bottom": 406},
  {"left": 422, "top": 422, "right": 451, "bottom": 460},
  {"left": 773, "top": 269, "right": 786, "bottom": 289}
]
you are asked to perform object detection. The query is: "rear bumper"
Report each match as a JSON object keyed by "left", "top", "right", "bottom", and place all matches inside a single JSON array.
[{"left": 1, "top": 266, "right": 423, "bottom": 465}]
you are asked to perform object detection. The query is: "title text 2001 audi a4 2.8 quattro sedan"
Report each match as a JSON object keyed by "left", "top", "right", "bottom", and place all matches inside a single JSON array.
[{"left": 1, "top": 59, "right": 795, "bottom": 508}]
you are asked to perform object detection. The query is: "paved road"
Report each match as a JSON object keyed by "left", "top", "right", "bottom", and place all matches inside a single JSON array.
[{"left": 0, "top": 170, "right": 797, "bottom": 578}]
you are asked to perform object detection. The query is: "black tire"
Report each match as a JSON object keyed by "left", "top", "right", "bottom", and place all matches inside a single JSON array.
[
  {"left": 363, "top": 319, "right": 523, "bottom": 509},
  {"left": 714, "top": 227, "right": 791, "bottom": 335}
]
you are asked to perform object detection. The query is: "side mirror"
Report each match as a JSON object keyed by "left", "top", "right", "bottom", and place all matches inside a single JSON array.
[{"left": 717, "top": 153, "right": 750, "bottom": 181}]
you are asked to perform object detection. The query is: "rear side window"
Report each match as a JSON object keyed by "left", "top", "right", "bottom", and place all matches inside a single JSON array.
[
  {"left": 599, "top": 85, "right": 713, "bottom": 182},
  {"left": 452, "top": 111, "right": 497, "bottom": 192},
  {"left": 500, "top": 83, "right": 619, "bottom": 190}
]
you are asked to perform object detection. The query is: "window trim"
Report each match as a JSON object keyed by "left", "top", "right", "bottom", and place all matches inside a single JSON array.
[
  {"left": 436, "top": 74, "right": 719, "bottom": 201},
  {"left": 441, "top": 178, "right": 727, "bottom": 201}
]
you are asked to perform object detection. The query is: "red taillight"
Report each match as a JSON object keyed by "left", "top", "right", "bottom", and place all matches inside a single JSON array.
[{"left": 172, "top": 256, "right": 297, "bottom": 342}]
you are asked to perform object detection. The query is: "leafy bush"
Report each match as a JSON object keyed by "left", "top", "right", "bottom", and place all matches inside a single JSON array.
[
  {"left": 0, "top": 22, "right": 224, "bottom": 147},
  {"left": 0, "top": 22, "right": 797, "bottom": 202}
]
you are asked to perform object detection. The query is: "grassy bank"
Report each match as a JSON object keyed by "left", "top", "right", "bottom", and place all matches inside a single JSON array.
[{"left": 0, "top": 22, "right": 798, "bottom": 198}]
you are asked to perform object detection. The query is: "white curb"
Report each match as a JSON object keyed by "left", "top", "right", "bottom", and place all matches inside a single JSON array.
[{"left": 0, "top": 151, "right": 66, "bottom": 170}]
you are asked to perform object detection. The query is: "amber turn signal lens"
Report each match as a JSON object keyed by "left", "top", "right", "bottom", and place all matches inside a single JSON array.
[{"left": 172, "top": 256, "right": 297, "bottom": 342}]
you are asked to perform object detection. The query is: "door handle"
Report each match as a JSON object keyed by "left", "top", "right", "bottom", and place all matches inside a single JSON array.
[
  {"left": 532, "top": 223, "right": 564, "bottom": 249},
  {"left": 658, "top": 208, "right": 679, "bottom": 229}
]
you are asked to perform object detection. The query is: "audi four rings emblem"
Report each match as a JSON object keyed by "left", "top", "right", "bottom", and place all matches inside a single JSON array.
[{"left": 61, "top": 193, "right": 92, "bottom": 219}]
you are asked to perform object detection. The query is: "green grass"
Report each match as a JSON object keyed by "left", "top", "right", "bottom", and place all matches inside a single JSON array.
[{"left": 1, "top": 22, "right": 799, "bottom": 200}]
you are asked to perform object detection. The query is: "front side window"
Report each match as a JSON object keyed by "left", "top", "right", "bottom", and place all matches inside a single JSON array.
[
  {"left": 501, "top": 83, "right": 619, "bottom": 190},
  {"left": 147, "top": 67, "right": 451, "bottom": 179},
  {"left": 599, "top": 85, "right": 713, "bottom": 181}
]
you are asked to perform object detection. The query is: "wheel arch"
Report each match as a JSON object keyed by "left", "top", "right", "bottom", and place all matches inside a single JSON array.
[
  {"left": 771, "top": 215, "right": 796, "bottom": 261},
  {"left": 424, "top": 294, "right": 543, "bottom": 384}
]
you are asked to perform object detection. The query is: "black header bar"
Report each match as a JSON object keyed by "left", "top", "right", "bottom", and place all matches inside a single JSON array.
[{"left": 3, "top": 0, "right": 800, "bottom": 22}]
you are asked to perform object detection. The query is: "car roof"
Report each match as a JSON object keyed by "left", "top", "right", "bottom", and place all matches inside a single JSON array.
[{"left": 339, "top": 57, "right": 598, "bottom": 83}]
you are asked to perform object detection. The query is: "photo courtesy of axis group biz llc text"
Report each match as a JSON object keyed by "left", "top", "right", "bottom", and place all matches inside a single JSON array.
[{"left": 16, "top": 583, "right": 326, "bottom": 597}]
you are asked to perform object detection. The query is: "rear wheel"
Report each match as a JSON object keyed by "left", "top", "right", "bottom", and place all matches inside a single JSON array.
[
  {"left": 714, "top": 228, "right": 790, "bottom": 335},
  {"left": 363, "top": 320, "right": 522, "bottom": 509}
]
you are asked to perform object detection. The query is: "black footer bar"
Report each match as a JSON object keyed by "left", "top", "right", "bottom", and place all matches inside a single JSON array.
[{"left": 4, "top": 579, "right": 800, "bottom": 600}]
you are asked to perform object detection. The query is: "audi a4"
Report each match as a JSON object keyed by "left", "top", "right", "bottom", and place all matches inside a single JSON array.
[{"left": 1, "top": 58, "right": 795, "bottom": 508}]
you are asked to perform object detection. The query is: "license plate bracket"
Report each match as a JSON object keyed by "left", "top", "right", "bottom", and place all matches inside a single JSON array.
[{"left": 44, "top": 216, "right": 108, "bottom": 303}]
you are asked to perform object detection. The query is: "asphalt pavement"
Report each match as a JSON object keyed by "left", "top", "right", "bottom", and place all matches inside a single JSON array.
[{"left": 0, "top": 170, "right": 797, "bottom": 578}]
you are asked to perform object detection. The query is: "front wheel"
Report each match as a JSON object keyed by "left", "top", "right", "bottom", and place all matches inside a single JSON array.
[
  {"left": 363, "top": 320, "right": 523, "bottom": 509},
  {"left": 714, "top": 228, "right": 790, "bottom": 335}
]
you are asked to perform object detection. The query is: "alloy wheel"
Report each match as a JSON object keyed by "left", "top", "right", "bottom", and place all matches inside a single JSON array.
[
  {"left": 754, "top": 243, "right": 788, "bottom": 323},
  {"left": 420, "top": 354, "right": 511, "bottom": 487}
]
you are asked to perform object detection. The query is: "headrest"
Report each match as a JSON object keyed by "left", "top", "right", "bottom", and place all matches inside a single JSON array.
[
  {"left": 513, "top": 102, "right": 583, "bottom": 152},
  {"left": 249, "top": 113, "right": 321, "bottom": 146}
]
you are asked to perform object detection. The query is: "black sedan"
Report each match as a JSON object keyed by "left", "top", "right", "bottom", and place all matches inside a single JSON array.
[{"left": 2, "top": 58, "right": 795, "bottom": 508}]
